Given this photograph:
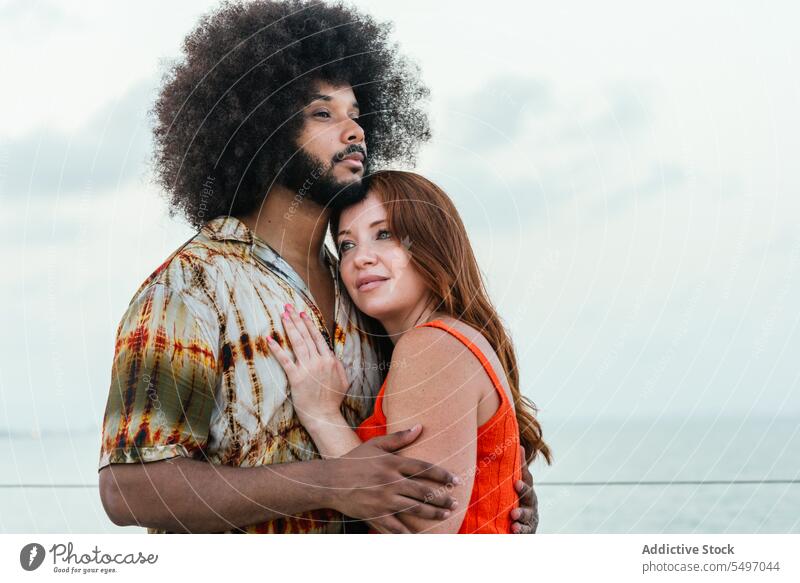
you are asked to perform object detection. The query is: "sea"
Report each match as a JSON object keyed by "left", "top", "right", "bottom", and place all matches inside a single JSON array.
[{"left": 1, "top": 414, "right": 798, "bottom": 534}]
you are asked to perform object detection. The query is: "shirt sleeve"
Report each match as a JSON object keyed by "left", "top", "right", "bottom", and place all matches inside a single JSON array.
[{"left": 98, "top": 283, "right": 220, "bottom": 471}]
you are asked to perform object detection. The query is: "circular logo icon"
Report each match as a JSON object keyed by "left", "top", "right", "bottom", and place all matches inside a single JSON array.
[{"left": 20, "top": 543, "right": 46, "bottom": 571}]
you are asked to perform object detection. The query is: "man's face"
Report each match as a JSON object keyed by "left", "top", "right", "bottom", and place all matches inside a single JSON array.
[{"left": 280, "top": 81, "right": 368, "bottom": 211}]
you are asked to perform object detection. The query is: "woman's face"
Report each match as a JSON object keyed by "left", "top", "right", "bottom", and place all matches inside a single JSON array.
[{"left": 336, "top": 191, "right": 430, "bottom": 322}]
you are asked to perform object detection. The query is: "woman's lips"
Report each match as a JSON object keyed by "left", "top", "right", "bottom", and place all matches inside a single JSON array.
[{"left": 358, "top": 278, "right": 388, "bottom": 292}]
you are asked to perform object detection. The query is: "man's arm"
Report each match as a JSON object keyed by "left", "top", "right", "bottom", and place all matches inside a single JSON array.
[
  {"left": 511, "top": 448, "right": 539, "bottom": 534},
  {"left": 99, "top": 456, "right": 329, "bottom": 532},
  {"left": 99, "top": 425, "right": 460, "bottom": 533}
]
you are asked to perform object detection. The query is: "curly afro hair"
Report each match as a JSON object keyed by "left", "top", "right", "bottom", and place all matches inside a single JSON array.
[{"left": 150, "top": 0, "right": 431, "bottom": 229}]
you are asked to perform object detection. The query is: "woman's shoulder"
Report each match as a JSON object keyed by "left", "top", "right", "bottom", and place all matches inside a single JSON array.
[
  {"left": 411, "top": 316, "right": 498, "bottom": 358},
  {"left": 393, "top": 316, "right": 466, "bottom": 355},
  {"left": 393, "top": 316, "right": 514, "bottom": 406},
  {"left": 384, "top": 319, "right": 491, "bottom": 419},
  {"left": 391, "top": 316, "right": 496, "bottom": 379}
]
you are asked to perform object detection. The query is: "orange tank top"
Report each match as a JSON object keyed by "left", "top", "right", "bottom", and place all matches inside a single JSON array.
[{"left": 356, "top": 319, "right": 522, "bottom": 534}]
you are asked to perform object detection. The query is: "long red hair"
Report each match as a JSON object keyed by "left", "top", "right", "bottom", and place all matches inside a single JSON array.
[{"left": 331, "top": 170, "right": 552, "bottom": 465}]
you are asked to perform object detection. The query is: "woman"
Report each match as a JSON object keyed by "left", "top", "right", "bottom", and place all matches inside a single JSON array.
[{"left": 267, "top": 170, "right": 552, "bottom": 533}]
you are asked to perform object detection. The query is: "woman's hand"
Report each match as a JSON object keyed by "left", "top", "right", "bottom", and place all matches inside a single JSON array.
[{"left": 267, "top": 304, "right": 350, "bottom": 429}]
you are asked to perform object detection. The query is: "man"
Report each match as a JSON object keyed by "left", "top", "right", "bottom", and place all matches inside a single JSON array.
[{"left": 98, "top": 0, "right": 538, "bottom": 534}]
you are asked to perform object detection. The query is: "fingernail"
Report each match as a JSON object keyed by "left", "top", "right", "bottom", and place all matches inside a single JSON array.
[
  {"left": 451, "top": 475, "right": 461, "bottom": 485},
  {"left": 441, "top": 510, "right": 451, "bottom": 518},
  {"left": 408, "top": 424, "right": 420, "bottom": 432},
  {"left": 450, "top": 500, "right": 458, "bottom": 509},
  {"left": 300, "top": 311, "right": 306, "bottom": 318}
]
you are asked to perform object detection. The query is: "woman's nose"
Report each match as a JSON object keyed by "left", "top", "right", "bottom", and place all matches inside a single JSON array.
[{"left": 353, "top": 244, "right": 377, "bottom": 267}]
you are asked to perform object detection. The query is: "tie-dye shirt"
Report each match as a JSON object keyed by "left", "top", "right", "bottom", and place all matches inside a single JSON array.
[{"left": 98, "top": 215, "right": 383, "bottom": 533}]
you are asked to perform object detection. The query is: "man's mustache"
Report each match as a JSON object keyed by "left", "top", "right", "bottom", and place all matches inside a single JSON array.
[{"left": 331, "top": 144, "right": 367, "bottom": 166}]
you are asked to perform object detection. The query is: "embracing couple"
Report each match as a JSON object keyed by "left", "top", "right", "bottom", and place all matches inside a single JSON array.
[{"left": 98, "top": 0, "right": 551, "bottom": 534}]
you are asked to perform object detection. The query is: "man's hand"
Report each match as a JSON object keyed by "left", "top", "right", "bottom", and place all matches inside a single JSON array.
[
  {"left": 325, "top": 425, "right": 461, "bottom": 534},
  {"left": 511, "top": 446, "right": 539, "bottom": 534}
]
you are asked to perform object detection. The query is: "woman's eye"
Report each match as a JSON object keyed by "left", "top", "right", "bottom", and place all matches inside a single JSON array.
[
  {"left": 377, "top": 229, "right": 392, "bottom": 240},
  {"left": 314, "top": 111, "right": 331, "bottom": 118},
  {"left": 338, "top": 240, "right": 354, "bottom": 253}
]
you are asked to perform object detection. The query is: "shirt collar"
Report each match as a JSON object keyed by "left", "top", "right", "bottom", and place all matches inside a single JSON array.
[
  {"left": 201, "top": 215, "right": 254, "bottom": 244},
  {"left": 201, "top": 214, "right": 338, "bottom": 295}
]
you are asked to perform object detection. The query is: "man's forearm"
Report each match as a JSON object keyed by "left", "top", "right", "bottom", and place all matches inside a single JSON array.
[{"left": 100, "top": 455, "right": 336, "bottom": 532}]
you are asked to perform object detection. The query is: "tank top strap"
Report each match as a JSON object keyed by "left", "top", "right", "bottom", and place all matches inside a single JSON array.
[{"left": 415, "top": 320, "right": 510, "bottom": 408}]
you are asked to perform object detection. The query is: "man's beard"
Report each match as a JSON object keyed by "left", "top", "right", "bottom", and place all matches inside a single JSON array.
[{"left": 279, "top": 146, "right": 368, "bottom": 212}]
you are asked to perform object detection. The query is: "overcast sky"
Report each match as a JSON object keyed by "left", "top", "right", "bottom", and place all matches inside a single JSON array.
[{"left": 1, "top": 0, "right": 798, "bottom": 436}]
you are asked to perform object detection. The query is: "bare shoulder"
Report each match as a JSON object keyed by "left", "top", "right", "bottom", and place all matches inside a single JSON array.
[
  {"left": 388, "top": 318, "right": 501, "bottom": 397},
  {"left": 410, "top": 316, "right": 515, "bottom": 407},
  {"left": 391, "top": 321, "right": 475, "bottom": 374},
  {"left": 429, "top": 316, "right": 506, "bottom": 368},
  {"left": 386, "top": 325, "right": 478, "bottom": 391},
  {"left": 384, "top": 324, "right": 486, "bottom": 427}
]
